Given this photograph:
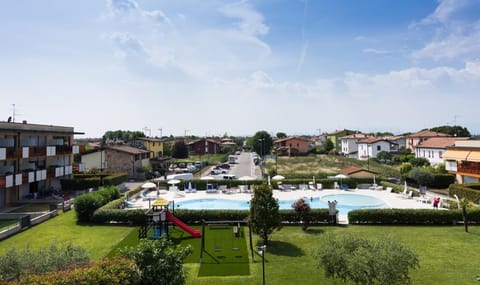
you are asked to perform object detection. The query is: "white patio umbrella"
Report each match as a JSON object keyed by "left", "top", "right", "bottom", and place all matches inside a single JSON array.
[
  {"left": 238, "top": 176, "right": 254, "bottom": 181},
  {"left": 167, "top": 179, "right": 181, "bottom": 185},
  {"left": 268, "top": 175, "right": 271, "bottom": 186},
  {"left": 272, "top": 175, "right": 285, "bottom": 181},
  {"left": 334, "top": 174, "right": 348, "bottom": 185},
  {"left": 373, "top": 175, "right": 377, "bottom": 185},
  {"left": 142, "top": 182, "right": 157, "bottom": 188}
]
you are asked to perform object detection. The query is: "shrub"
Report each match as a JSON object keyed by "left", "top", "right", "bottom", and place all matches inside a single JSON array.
[
  {"left": 449, "top": 184, "right": 480, "bottom": 204},
  {"left": 348, "top": 208, "right": 480, "bottom": 225},
  {"left": 12, "top": 257, "right": 140, "bottom": 285},
  {"left": 428, "top": 174, "right": 455, "bottom": 189},
  {"left": 0, "top": 242, "right": 90, "bottom": 282},
  {"left": 74, "top": 187, "right": 121, "bottom": 222}
]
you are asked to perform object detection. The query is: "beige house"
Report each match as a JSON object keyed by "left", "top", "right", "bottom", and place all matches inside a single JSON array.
[
  {"left": 81, "top": 145, "right": 151, "bottom": 179},
  {"left": 445, "top": 140, "right": 480, "bottom": 184},
  {"left": 274, "top": 136, "right": 313, "bottom": 156},
  {"left": 131, "top": 137, "right": 164, "bottom": 158},
  {"left": 406, "top": 130, "right": 450, "bottom": 151}
]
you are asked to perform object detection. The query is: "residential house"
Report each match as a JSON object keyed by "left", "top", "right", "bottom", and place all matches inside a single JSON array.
[
  {"left": 274, "top": 136, "right": 313, "bottom": 156},
  {"left": 357, "top": 137, "right": 398, "bottom": 160},
  {"left": 340, "top": 133, "right": 369, "bottom": 158},
  {"left": 340, "top": 166, "right": 378, "bottom": 179},
  {"left": 106, "top": 145, "right": 151, "bottom": 179},
  {"left": 0, "top": 121, "right": 82, "bottom": 207},
  {"left": 406, "top": 130, "right": 450, "bottom": 151},
  {"left": 385, "top": 135, "right": 407, "bottom": 150},
  {"left": 188, "top": 138, "right": 221, "bottom": 155},
  {"left": 414, "top": 137, "right": 467, "bottom": 166},
  {"left": 220, "top": 138, "right": 237, "bottom": 153},
  {"left": 131, "top": 137, "right": 164, "bottom": 158},
  {"left": 326, "top": 130, "right": 355, "bottom": 152},
  {"left": 445, "top": 140, "right": 480, "bottom": 184}
]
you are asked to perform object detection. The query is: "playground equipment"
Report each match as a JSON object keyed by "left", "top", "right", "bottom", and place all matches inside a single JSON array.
[
  {"left": 139, "top": 198, "right": 201, "bottom": 239},
  {"left": 199, "top": 220, "right": 254, "bottom": 263}
]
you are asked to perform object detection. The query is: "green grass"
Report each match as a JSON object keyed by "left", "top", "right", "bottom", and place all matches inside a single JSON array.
[
  {"left": 0, "top": 211, "right": 134, "bottom": 260},
  {"left": 267, "top": 155, "right": 400, "bottom": 178},
  {"left": 184, "top": 225, "right": 480, "bottom": 285}
]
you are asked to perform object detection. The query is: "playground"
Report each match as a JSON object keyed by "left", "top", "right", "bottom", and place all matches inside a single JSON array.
[{"left": 139, "top": 197, "right": 252, "bottom": 277}]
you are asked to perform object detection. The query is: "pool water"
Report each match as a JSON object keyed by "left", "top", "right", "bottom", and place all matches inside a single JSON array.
[{"left": 175, "top": 193, "right": 387, "bottom": 215}]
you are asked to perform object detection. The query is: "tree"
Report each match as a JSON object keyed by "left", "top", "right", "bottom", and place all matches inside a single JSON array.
[
  {"left": 409, "top": 157, "right": 430, "bottom": 167},
  {"left": 314, "top": 233, "right": 419, "bottom": 285},
  {"left": 322, "top": 139, "right": 334, "bottom": 154},
  {"left": 172, "top": 141, "right": 188, "bottom": 159},
  {"left": 249, "top": 184, "right": 281, "bottom": 245},
  {"left": 120, "top": 238, "right": 191, "bottom": 285},
  {"left": 102, "top": 130, "right": 145, "bottom": 144},
  {"left": 459, "top": 197, "right": 469, "bottom": 233},
  {"left": 250, "top": 131, "right": 273, "bottom": 156},
  {"left": 376, "top": 151, "right": 392, "bottom": 163},
  {"left": 407, "top": 168, "right": 434, "bottom": 186},
  {"left": 276, "top": 132, "right": 287, "bottom": 138},
  {"left": 430, "top": 125, "right": 471, "bottom": 137},
  {"left": 399, "top": 162, "right": 413, "bottom": 176},
  {"left": 292, "top": 198, "right": 311, "bottom": 230}
]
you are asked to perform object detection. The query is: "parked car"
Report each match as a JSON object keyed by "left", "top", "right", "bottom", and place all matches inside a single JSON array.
[
  {"left": 218, "top": 163, "right": 231, "bottom": 169},
  {"left": 210, "top": 167, "right": 228, "bottom": 175}
]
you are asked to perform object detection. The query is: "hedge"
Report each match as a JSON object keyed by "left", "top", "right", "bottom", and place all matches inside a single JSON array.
[
  {"left": 449, "top": 184, "right": 480, "bottom": 204},
  {"left": 61, "top": 173, "right": 128, "bottom": 191},
  {"left": 74, "top": 186, "right": 121, "bottom": 222},
  {"left": 348, "top": 208, "right": 480, "bottom": 225},
  {"left": 92, "top": 198, "right": 146, "bottom": 225},
  {"left": 428, "top": 174, "right": 455, "bottom": 189},
  {"left": 11, "top": 257, "right": 140, "bottom": 285}
]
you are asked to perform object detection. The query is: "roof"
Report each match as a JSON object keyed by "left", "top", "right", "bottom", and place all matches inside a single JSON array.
[
  {"left": 415, "top": 137, "right": 462, "bottom": 149},
  {"left": 356, "top": 137, "right": 397, "bottom": 145},
  {"left": 385, "top": 135, "right": 405, "bottom": 141},
  {"left": 134, "top": 137, "right": 163, "bottom": 142},
  {"left": 187, "top": 138, "right": 221, "bottom": 145},
  {"left": 406, "top": 130, "right": 450, "bottom": 138},
  {"left": 107, "top": 145, "right": 151, "bottom": 155},
  {"left": 327, "top": 129, "right": 352, "bottom": 136},
  {"left": 274, "top": 136, "right": 312, "bottom": 143},
  {"left": 340, "top": 166, "right": 378, "bottom": 175},
  {"left": 341, "top": 133, "right": 369, "bottom": 140}
]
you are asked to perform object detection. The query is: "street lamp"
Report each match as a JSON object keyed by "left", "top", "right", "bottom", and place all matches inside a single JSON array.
[{"left": 257, "top": 245, "right": 267, "bottom": 285}]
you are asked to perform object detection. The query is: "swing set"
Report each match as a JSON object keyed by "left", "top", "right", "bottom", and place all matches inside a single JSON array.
[{"left": 199, "top": 220, "right": 255, "bottom": 264}]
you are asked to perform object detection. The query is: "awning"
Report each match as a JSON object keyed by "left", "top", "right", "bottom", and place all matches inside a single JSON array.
[
  {"left": 466, "top": 151, "right": 480, "bottom": 162},
  {"left": 444, "top": 150, "right": 470, "bottom": 161}
]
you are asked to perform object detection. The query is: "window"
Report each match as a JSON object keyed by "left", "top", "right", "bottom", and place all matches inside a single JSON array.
[
  {"left": 377, "top": 145, "right": 381, "bottom": 151},
  {"left": 439, "top": 151, "right": 443, "bottom": 158}
]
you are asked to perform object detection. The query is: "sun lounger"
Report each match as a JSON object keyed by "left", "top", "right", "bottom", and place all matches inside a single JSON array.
[
  {"left": 309, "top": 184, "right": 316, "bottom": 190},
  {"left": 316, "top": 183, "right": 323, "bottom": 190}
]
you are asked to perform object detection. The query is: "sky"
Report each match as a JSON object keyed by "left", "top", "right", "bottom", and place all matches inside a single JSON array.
[{"left": 1, "top": 0, "right": 480, "bottom": 138}]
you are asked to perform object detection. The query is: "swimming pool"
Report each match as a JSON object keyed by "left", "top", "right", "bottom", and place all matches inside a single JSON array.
[{"left": 174, "top": 193, "right": 387, "bottom": 215}]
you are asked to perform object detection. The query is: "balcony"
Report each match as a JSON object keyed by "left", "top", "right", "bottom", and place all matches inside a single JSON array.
[
  {"left": 56, "top": 145, "right": 72, "bottom": 155},
  {"left": 457, "top": 161, "right": 480, "bottom": 176},
  {"left": 0, "top": 174, "right": 14, "bottom": 188}
]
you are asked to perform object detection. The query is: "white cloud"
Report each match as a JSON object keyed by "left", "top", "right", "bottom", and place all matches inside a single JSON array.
[
  {"left": 411, "top": 0, "right": 480, "bottom": 61},
  {"left": 219, "top": 1, "right": 269, "bottom": 36}
]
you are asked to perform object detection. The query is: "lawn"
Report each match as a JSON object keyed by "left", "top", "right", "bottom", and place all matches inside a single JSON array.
[
  {"left": 2, "top": 210, "right": 480, "bottom": 284},
  {"left": 0, "top": 211, "right": 134, "bottom": 260},
  {"left": 184, "top": 225, "right": 480, "bottom": 285},
  {"left": 267, "top": 155, "right": 401, "bottom": 179}
]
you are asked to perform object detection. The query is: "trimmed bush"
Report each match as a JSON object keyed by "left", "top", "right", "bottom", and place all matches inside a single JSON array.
[
  {"left": 92, "top": 199, "right": 146, "bottom": 225},
  {"left": 74, "top": 187, "right": 121, "bottom": 222},
  {"left": 348, "top": 208, "right": 480, "bottom": 225},
  {"left": 449, "top": 184, "right": 480, "bottom": 204},
  {"left": 428, "top": 174, "right": 455, "bottom": 189}
]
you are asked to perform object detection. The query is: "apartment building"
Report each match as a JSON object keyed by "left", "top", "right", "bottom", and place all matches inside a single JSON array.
[{"left": 0, "top": 121, "right": 82, "bottom": 206}]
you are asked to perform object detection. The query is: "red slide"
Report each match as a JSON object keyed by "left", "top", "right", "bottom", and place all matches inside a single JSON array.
[{"left": 166, "top": 211, "right": 201, "bottom": 238}]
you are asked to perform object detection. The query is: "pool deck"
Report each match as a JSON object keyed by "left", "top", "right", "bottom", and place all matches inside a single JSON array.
[{"left": 130, "top": 186, "right": 436, "bottom": 224}]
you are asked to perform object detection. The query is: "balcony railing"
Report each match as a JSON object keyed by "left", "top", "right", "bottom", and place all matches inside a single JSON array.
[{"left": 458, "top": 162, "right": 480, "bottom": 176}]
